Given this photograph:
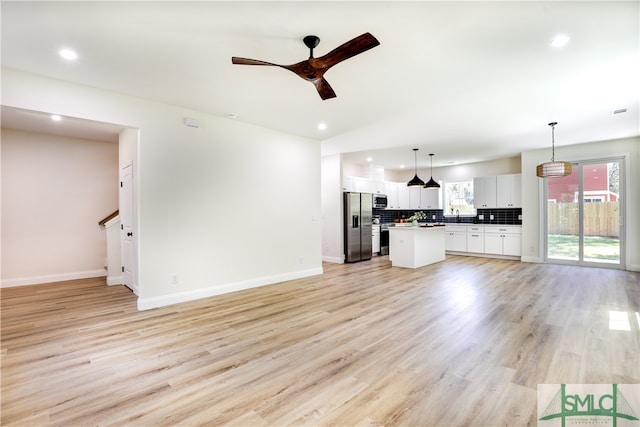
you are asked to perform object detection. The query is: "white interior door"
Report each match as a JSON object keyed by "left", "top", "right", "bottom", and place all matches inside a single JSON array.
[{"left": 120, "top": 163, "right": 137, "bottom": 294}]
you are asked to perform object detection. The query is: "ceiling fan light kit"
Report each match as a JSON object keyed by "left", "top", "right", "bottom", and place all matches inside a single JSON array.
[
  {"left": 536, "top": 122, "right": 572, "bottom": 178},
  {"left": 232, "top": 32, "right": 380, "bottom": 100},
  {"left": 424, "top": 153, "right": 441, "bottom": 189},
  {"left": 407, "top": 148, "right": 425, "bottom": 187}
]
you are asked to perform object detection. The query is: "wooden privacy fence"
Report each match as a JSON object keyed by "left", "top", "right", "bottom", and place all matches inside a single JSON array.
[{"left": 548, "top": 202, "right": 620, "bottom": 237}]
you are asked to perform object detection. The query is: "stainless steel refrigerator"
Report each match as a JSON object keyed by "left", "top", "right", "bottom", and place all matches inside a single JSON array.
[{"left": 344, "top": 192, "right": 373, "bottom": 263}]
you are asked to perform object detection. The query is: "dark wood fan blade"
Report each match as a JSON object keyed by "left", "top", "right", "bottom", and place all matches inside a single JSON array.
[
  {"left": 232, "top": 57, "right": 280, "bottom": 67},
  {"left": 314, "top": 77, "right": 337, "bottom": 100},
  {"left": 315, "top": 32, "right": 380, "bottom": 70},
  {"left": 231, "top": 32, "right": 379, "bottom": 100}
]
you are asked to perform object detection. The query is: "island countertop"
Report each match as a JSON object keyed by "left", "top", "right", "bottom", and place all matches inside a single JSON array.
[{"left": 388, "top": 226, "right": 446, "bottom": 269}]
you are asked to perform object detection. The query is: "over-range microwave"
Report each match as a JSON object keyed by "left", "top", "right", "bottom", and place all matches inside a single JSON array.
[{"left": 373, "top": 194, "right": 388, "bottom": 208}]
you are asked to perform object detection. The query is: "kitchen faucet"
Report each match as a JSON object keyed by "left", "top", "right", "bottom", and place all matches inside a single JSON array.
[{"left": 456, "top": 209, "right": 460, "bottom": 223}]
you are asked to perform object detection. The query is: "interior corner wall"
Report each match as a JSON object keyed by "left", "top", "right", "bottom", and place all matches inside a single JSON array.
[
  {"left": 1, "top": 128, "right": 118, "bottom": 286},
  {"left": 521, "top": 136, "right": 640, "bottom": 271},
  {"left": 2, "top": 68, "right": 323, "bottom": 308},
  {"left": 321, "top": 154, "right": 344, "bottom": 263}
]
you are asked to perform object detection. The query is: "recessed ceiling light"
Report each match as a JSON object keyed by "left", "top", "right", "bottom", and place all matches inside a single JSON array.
[
  {"left": 227, "top": 113, "right": 238, "bottom": 119},
  {"left": 51, "top": 114, "right": 62, "bottom": 121},
  {"left": 59, "top": 48, "right": 78, "bottom": 61},
  {"left": 318, "top": 122, "right": 327, "bottom": 131},
  {"left": 551, "top": 34, "right": 570, "bottom": 48}
]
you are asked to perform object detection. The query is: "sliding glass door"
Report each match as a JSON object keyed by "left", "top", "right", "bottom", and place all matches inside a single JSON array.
[{"left": 545, "top": 158, "right": 623, "bottom": 268}]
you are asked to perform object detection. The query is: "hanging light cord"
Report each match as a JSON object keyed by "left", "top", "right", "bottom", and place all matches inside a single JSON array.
[{"left": 549, "top": 121, "right": 557, "bottom": 162}]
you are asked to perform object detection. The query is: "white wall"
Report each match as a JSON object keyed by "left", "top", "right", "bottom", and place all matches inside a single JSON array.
[
  {"left": 388, "top": 156, "right": 521, "bottom": 183},
  {"left": 321, "top": 154, "right": 343, "bottom": 263},
  {"left": 2, "top": 68, "right": 323, "bottom": 308},
  {"left": 1, "top": 129, "right": 118, "bottom": 285},
  {"left": 521, "top": 137, "right": 639, "bottom": 271}
]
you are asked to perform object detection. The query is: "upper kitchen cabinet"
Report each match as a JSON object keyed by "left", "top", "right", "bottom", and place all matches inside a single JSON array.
[
  {"left": 384, "top": 182, "right": 399, "bottom": 209},
  {"left": 397, "top": 184, "right": 410, "bottom": 209},
  {"left": 383, "top": 181, "right": 410, "bottom": 209},
  {"left": 420, "top": 187, "right": 442, "bottom": 209},
  {"left": 410, "top": 187, "right": 442, "bottom": 209},
  {"left": 343, "top": 176, "right": 371, "bottom": 193},
  {"left": 474, "top": 176, "right": 497, "bottom": 208},
  {"left": 496, "top": 174, "right": 522, "bottom": 208},
  {"left": 409, "top": 187, "right": 421, "bottom": 209},
  {"left": 370, "top": 180, "right": 385, "bottom": 194}
]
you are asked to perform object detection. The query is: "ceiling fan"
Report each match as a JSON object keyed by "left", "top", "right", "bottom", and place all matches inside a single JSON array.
[{"left": 231, "top": 32, "right": 380, "bottom": 100}]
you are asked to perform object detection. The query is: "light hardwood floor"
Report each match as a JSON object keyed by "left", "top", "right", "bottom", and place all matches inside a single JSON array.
[{"left": 2, "top": 256, "right": 639, "bottom": 426}]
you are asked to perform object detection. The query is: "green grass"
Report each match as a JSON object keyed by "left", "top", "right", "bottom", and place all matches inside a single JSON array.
[{"left": 548, "top": 234, "right": 620, "bottom": 261}]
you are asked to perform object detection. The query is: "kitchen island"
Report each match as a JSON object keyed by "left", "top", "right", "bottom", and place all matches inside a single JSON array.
[{"left": 388, "top": 225, "right": 446, "bottom": 269}]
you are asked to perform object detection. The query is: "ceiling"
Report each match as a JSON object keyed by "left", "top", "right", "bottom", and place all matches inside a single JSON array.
[{"left": 1, "top": 1, "right": 638, "bottom": 170}]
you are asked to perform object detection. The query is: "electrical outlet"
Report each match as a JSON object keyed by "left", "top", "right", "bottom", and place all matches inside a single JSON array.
[
  {"left": 171, "top": 274, "right": 178, "bottom": 285},
  {"left": 490, "top": 215, "right": 494, "bottom": 220},
  {"left": 478, "top": 215, "right": 484, "bottom": 220},
  {"left": 299, "top": 256, "right": 304, "bottom": 265},
  {"left": 518, "top": 214, "right": 522, "bottom": 220},
  {"left": 432, "top": 215, "right": 436, "bottom": 220}
]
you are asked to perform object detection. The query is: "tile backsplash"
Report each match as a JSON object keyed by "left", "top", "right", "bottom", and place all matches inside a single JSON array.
[{"left": 373, "top": 208, "right": 522, "bottom": 225}]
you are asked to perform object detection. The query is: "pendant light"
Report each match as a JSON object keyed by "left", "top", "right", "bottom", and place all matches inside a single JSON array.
[
  {"left": 424, "top": 153, "right": 441, "bottom": 189},
  {"left": 536, "top": 122, "right": 572, "bottom": 178},
  {"left": 407, "top": 148, "right": 425, "bottom": 187}
]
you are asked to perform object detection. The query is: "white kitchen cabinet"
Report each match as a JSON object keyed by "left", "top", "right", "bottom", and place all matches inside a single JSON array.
[
  {"left": 383, "top": 181, "right": 411, "bottom": 209},
  {"left": 420, "top": 187, "right": 441, "bottom": 209},
  {"left": 496, "top": 174, "right": 522, "bottom": 208},
  {"left": 397, "top": 184, "right": 410, "bottom": 209},
  {"left": 474, "top": 176, "right": 497, "bottom": 208},
  {"left": 445, "top": 226, "right": 467, "bottom": 252},
  {"left": 502, "top": 234, "right": 522, "bottom": 256},
  {"left": 484, "top": 226, "right": 521, "bottom": 256},
  {"left": 354, "top": 177, "right": 371, "bottom": 193},
  {"left": 466, "top": 225, "right": 485, "bottom": 253},
  {"left": 371, "top": 180, "right": 385, "bottom": 194},
  {"left": 342, "top": 176, "right": 371, "bottom": 193},
  {"left": 409, "top": 187, "right": 421, "bottom": 209},
  {"left": 408, "top": 187, "right": 441, "bottom": 209},
  {"left": 372, "top": 226, "right": 381, "bottom": 254},
  {"left": 384, "top": 182, "right": 399, "bottom": 209},
  {"left": 342, "top": 176, "right": 354, "bottom": 192}
]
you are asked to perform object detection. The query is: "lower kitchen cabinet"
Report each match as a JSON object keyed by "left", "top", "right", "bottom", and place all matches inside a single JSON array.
[
  {"left": 466, "top": 226, "right": 485, "bottom": 253},
  {"left": 445, "top": 226, "right": 467, "bottom": 252},
  {"left": 484, "top": 226, "right": 521, "bottom": 256}
]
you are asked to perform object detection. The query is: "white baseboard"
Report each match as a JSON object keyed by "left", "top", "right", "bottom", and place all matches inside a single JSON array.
[
  {"left": 627, "top": 263, "right": 640, "bottom": 272},
  {"left": 1, "top": 269, "right": 107, "bottom": 288},
  {"left": 107, "top": 275, "right": 123, "bottom": 286},
  {"left": 322, "top": 255, "right": 344, "bottom": 264},
  {"left": 137, "top": 267, "right": 324, "bottom": 311},
  {"left": 521, "top": 256, "right": 543, "bottom": 263}
]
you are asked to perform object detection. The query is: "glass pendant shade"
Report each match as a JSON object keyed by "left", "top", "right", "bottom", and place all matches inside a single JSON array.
[
  {"left": 407, "top": 148, "right": 425, "bottom": 187},
  {"left": 537, "top": 122, "right": 572, "bottom": 178},
  {"left": 423, "top": 153, "right": 440, "bottom": 189}
]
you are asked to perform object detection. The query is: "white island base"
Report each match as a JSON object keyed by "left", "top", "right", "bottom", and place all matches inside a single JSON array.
[{"left": 388, "top": 226, "right": 446, "bottom": 269}]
